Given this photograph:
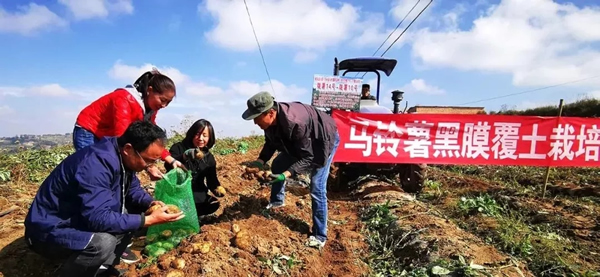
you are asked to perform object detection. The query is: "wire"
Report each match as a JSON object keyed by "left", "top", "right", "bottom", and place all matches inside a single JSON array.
[
  {"left": 456, "top": 75, "right": 600, "bottom": 106},
  {"left": 380, "top": 0, "right": 432, "bottom": 57},
  {"left": 243, "top": 0, "right": 275, "bottom": 94},
  {"left": 372, "top": 0, "right": 422, "bottom": 57},
  {"left": 360, "top": 0, "right": 433, "bottom": 78},
  {"left": 354, "top": 0, "right": 422, "bottom": 78}
]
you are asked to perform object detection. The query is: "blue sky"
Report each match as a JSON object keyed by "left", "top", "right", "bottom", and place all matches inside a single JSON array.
[{"left": 1, "top": 0, "right": 599, "bottom": 138}]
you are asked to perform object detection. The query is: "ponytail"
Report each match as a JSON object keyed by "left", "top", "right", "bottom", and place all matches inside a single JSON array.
[{"left": 133, "top": 67, "right": 175, "bottom": 99}]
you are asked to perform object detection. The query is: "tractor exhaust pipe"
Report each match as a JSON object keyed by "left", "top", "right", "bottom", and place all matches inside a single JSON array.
[
  {"left": 391, "top": 90, "right": 405, "bottom": 114},
  {"left": 333, "top": 57, "right": 339, "bottom": 76}
]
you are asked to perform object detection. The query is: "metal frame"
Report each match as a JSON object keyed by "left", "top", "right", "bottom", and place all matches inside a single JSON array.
[{"left": 333, "top": 57, "right": 398, "bottom": 104}]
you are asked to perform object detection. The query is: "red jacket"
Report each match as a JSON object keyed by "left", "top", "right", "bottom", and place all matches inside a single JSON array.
[{"left": 76, "top": 87, "right": 170, "bottom": 160}]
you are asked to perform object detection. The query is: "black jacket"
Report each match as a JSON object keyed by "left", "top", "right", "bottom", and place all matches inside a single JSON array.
[
  {"left": 165, "top": 141, "right": 221, "bottom": 195},
  {"left": 258, "top": 101, "right": 338, "bottom": 176}
]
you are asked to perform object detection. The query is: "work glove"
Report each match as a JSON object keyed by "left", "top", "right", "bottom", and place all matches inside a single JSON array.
[
  {"left": 267, "top": 173, "right": 286, "bottom": 184},
  {"left": 211, "top": 186, "right": 226, "bottom": 197},
  {"left": 183, "top": 148, "right": 200, "bottom": 161},
  {"left": 248, "top": 160, "right": 264, "bottom": 170}
]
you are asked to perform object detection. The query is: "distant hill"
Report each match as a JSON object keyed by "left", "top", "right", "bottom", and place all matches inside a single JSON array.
[
  {"left": 0, "top": 133, "right": 72, "bottom": 153},
  {"left": 490, "top": 98, "right": 600, "bottom": 118}
]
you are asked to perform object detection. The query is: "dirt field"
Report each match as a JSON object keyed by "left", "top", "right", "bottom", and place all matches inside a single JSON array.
[{"left": 0, "top": 147, "right": 598, "bottom": 276}]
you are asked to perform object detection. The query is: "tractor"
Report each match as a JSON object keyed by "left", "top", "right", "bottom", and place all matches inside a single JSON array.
[{"left": 327, "top": 57, "right": 427, "bottom": 193}]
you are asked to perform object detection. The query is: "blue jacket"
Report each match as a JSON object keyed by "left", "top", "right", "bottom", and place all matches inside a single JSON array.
[{"left": 24, "top": 137, "right": 154, "bottom": 250}]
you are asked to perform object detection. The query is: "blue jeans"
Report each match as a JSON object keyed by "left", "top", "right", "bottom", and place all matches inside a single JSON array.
[
  {"left": 270, "top": 132, "right": 340, "bottom": 242},
  {"left": 72, "top": 126, "right": 99, "bottom": 151}
]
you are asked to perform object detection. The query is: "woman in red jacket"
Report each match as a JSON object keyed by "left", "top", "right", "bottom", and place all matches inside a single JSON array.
[{"left": 74, "top": 69, "right": 186, "bottom": 179}]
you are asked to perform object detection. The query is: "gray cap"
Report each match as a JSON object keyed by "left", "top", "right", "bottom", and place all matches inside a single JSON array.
[{"left": 242, "top": 91, "right": 275, "bottom": 120}]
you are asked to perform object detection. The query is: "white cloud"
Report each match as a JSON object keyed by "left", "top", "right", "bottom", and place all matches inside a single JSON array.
[
  {"left": 411, "top": 0, "right": 600, "bottom": 88},
  {"left": 0, "top": 84, "right": 68, "bottom": 97},
  {"left": 158, "top": 77, "right": 310, "bottom": 138},
  {"left": 107, "top": 60, "right": 225, "bottom": 98},
  {"left": 351, "top": 0, "right": 439, "bottom": 50},
  {"left": 400, "top": 79, "right": 445, "bottom": 95},
  {"left": 200, "top": 0, "right": 360, "bottom": 52},
  {"left": 0, "top": 3, "right": 68, "bottom": 35},
  {"left": 390, "top": 0, "right": 436, "bottom": 24},
  {"left": 0, "top": 84, "right": 109, "bottom": 101},
  {"left": 0, "top": 105, "right": 15, "bottom": 117},
  {"left": 105, "top": 61, "right": 310, "bottom": 137},
  {"left": 293, "top": 51, "right": 318, "bottom": 63},
  {"left": 35, "top": 84, "right": 70, "bottom": 97},
  {"left": 0, "top": 86, "right": 25, "bottom": 98},
  {"left": 58, "top": 0, "right": 133, "bottom": 20},
  {"left": 108, "top": 60, "right": 190, "bottom": 85}
]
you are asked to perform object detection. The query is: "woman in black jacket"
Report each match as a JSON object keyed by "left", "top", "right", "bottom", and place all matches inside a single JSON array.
[{"left": 165, "top": 119, "right": 225, "bottom": 216}]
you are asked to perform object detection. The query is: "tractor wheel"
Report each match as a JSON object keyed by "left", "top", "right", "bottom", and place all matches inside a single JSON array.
[
  {"left": 398, "top": 163, "right": 427, "bottom": 194},
  {"left": 328, "top": 163, "right": 346, "bottom": 192}
]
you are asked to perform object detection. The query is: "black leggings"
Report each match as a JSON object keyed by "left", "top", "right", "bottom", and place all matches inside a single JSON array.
[{"left": 194, "top": 193, "right": 220, "bottom": 216}]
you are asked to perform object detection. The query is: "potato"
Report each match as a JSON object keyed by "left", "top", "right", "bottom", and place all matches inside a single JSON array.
[
  {"left": 191, "top": 242, "right": 212, "bottom": 254},
  {"left": 231, "top": 223, "right": 241, "bottom": 234},
  {"left": 145, "top": 204, "right": 161, "bottom": 215},
  {"left": 161, "top": 230, "right": 173, "bottom": 239},
  {"left": 145, "top": 234, "right": 158, "bottom": 243},
  {"left": 180, "top": 245, "right": 194, "bottom": 254},
  {"left": 166, "top": 270, "right": 185, "bottom": 277},
  {"left": 162, "top": 242, "right": 174, "bottom": 251},
  {"left": 195, "top": 148, "right": 204, "bottom": 159},
  {"left": 171, "top": 258, "right": 186, "bottom": 269},
  {"left": 151, "top": 247, "right": 166, "bottom": 257},
  {"left": 233, "top": 229, "right": 251, "bottom": 251},
  {"left": 245, "top": 167, "right": 260, "bottom": 174},
  {"left": 143, "top": 244, "right": 157, "bottom": 255},
  {"left": 168, "top": 236, "right": 182, "bottom": 246},
  {"left": 158, "top": 255, "right": 176, "bottom": 270},
  {"left": 165, "top": 204, "right": 181, "bottom": 214},
  {"left": 173, "top": 229, "right": 187, "bottom": 237},
  {"left": 215, "top": 186, "right": 226, "bottom": 196}
]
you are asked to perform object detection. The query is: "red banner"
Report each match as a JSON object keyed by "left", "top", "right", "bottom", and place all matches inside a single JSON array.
[{"left": 331, "top": 110, "right": 600, "bottom": 167}]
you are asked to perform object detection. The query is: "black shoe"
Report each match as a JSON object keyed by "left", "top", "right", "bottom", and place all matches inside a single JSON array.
[
  {"left": 97, "top": 266, "right": 126, "bottom": 277},
  {"left": 120, "top": 247, "right": 139, "bottom": 264}
]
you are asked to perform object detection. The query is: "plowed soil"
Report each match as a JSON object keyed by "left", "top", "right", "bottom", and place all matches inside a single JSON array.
[{"left": 0, "top": 149, "right": 597, "bottom": 276}]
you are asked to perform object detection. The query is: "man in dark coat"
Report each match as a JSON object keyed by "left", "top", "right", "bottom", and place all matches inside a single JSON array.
[
  {"left": 24, "top": 121, "right": 184, "bottom": 277},
  {"left": 361, "top": 84, "right": 376, "bottom": 100},
  {"left": 241, "top": 91, "right": 340, "bottom": 249}
]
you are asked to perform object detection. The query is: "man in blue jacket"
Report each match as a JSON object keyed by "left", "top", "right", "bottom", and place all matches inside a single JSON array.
[
  {"left": 241, "top": 91, "right": 340, "bottom": 250},
  {"left": 24, "top": 121, "right": 184, "bottom": 277}
]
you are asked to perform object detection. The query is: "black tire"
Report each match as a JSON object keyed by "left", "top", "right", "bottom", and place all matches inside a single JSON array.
[{"left": 398, "top": 163, "right": 427, "bottom": 193}]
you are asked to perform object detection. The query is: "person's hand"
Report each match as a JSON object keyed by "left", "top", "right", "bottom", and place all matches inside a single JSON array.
[
  {"left": 267, "top": 173, "right": 286, "bottom": 184},
  {"left": 248, "top": 160, "right": 264, "bottom": 170},
  {"left": 183, "top": 148, "right": 203, "bottom": 161},
  {"left": 211, "top": 186, "right": 226, "bottom": 197},
  {"left": 146, "top": 165, "right": 164, "bottom": 181},
  {"left": 149, "top": 201, "right": 165, "bottom": 208},
  {"left": 171, "top": 160, "right": 188, "bottom": 171},
  {"left": 144, "top": 205, "right": 185, "bottom": 227}
]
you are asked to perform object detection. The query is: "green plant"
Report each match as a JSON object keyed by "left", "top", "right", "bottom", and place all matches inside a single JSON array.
[
  {"left": 0, "top": 170, "right": 10, "bottom": 182},
  {"left": 458, "top": 194, "right": 504, "bottom": 217}
]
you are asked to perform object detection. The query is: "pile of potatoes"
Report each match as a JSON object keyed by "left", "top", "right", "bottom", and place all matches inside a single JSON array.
[
  {"left": 240, "top": 166, "right": 272, "bottom": 182},
  {"left": 145, "top": 204, "right": 181, "bottom": 215}
]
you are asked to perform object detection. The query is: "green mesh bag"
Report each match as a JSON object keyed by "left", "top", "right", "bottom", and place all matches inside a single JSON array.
[{"left": 143, "top": 168, "right": 200, "bottom": 257}]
